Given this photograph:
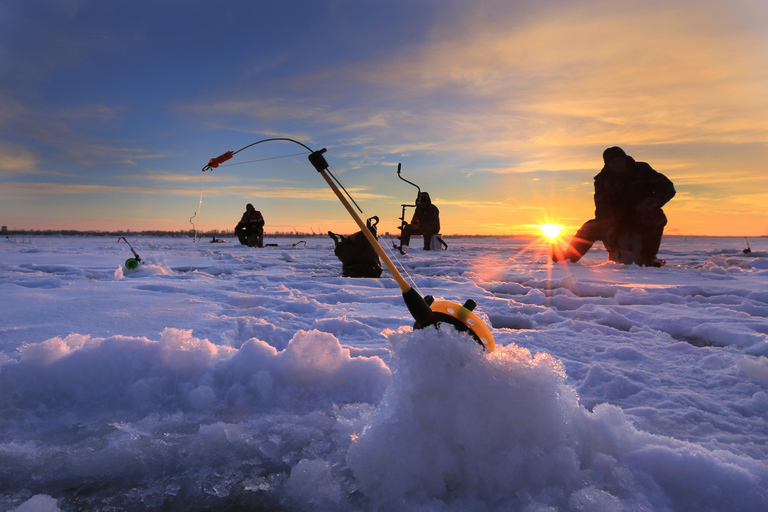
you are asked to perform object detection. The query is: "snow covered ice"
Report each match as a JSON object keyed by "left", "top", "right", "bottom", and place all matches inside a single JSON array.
[{"left": 1, "top": 234, "right": 767, "bottom": 511}]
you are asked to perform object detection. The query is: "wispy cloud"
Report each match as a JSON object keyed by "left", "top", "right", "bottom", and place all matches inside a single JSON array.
[
  {"left": 51, "top": 140, "right": 174, "bottom": 166},
  {"left": 143, "top": 171, "right": 291, "bottom": 184},
  {"left": 0, "top": 181, "right": 388, "bottom": 202},
  {"left": 0, "top": 182, "right": 198, "bottom": 199},
  {"left": 437, "top": 198, "right": 546, "bottom": 211},
  {"left": 57, "top": 104, "right": 122, "bottom": 121},
  {"left": 203, "top": 185, "right": 389, "bottom": 201},
  {"left": 189, "top": 0, "right": 766, "bottom": 181},
  {"left": 345, "top": 2, "right": 768, "bottom": 151},
  {"left": 0, "top": 94, "right": 171, "bottom": 168},
  {"left": 0, "top": 142, "right": 39, "bottom": 174},
  {"left": 178, "top": 98, "right": 330, "bottom": 123},
  {"left": 671, "top": 173, "right": 767, "bottom": 186}
]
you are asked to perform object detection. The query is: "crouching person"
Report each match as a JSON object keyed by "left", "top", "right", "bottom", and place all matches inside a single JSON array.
[
  {"left": 235, "top": 203, "right": 265, "bottom": 247},
  {"left": 558, "top": 147, "right": 675, "bottom": 267}
]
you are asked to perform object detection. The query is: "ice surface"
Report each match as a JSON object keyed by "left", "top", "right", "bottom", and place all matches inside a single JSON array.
[{"left": 1, "top": 234, "right": 767, "bottom": 511}]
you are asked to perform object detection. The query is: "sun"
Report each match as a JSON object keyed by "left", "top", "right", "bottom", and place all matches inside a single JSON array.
[{"left": 539, "top": 224, "right": 563, "bottom": 239}]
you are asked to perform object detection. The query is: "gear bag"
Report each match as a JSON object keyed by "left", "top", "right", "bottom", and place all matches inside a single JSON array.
[{"left": 328, "top": 216, "right": 383, "bottom": 278}]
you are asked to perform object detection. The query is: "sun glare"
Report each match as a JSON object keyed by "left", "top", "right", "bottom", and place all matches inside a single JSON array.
[{"left": 539, "top": 224, "right": 563, "bottom": 239}]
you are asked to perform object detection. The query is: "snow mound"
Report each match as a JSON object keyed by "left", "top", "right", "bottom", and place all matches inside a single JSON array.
[{"left": 348, "top": 328, "right": 768, "bottom": 511}]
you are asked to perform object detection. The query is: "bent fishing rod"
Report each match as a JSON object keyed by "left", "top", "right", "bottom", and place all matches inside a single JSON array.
[{"left": 203, "top": 139, "right": 494, "bottom": 351}]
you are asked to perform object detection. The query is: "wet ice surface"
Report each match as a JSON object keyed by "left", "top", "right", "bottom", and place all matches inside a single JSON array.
[{"left": 1, "top": 234, "right": 767, "bottom": 511}]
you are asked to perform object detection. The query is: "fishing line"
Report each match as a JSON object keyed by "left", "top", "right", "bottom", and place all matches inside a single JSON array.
[
  {"left": 219, "top": 152, "right": 309, "bottom": 167},
  {"left": 194, "top": 171, "right": 207, "bottom": 243},
  {"left": 382, "top": 236, "right": 423, "bottom": 297},
  {"left": 204, "top": 138, "right": 363, "bottom": 214},
  {"left": 326, "top": 163, "right": 364, "bottom": 214}
]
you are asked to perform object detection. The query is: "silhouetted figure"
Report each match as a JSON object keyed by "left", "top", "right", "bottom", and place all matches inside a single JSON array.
[
  {"left": 558, "top": 147, "right": 675, "bottom": 266},
  {"left": 235, "top": 203, "right": 265, "bottom": 247},
  {"left": 400, "top": 192, "right": 441, "bottom": 250}
]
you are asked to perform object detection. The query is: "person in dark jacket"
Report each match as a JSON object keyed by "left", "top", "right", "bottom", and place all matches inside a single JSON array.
[
  {"left": 235, "top": 203, "right": 265, "bottom": 247},
  {"left": 400, "top": 191, "right": 441, "bottom": 250},
  {"left": 557, "top": 147, "right": 675, "bottom": 266}
]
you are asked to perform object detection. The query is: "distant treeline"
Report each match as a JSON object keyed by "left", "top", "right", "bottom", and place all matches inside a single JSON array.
[
  {"left": 3, "top": 229, "right": 534, "bottom": 238},
  {"left": 2, "top": 229, "right": 324, "bottom": 238}
]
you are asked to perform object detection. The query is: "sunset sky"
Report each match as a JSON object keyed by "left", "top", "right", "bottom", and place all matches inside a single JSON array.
[{"left": 2, "top": 0, "right": 767, "bottom": 236}]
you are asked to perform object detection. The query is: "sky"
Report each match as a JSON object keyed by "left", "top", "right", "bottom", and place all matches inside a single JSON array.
[{"left": 1, "top": 0, "right": 767, "bottom": 236}]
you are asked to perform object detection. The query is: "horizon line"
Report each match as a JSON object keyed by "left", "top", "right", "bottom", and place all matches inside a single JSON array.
[{"left": 2, "top": 229, "right": 764, "bottom": 239}]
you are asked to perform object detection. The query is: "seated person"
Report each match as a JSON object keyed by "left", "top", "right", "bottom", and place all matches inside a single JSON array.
[
  {"left": 400, "top": 191, "right": 441, "bottom": 250},
  {"left": 557, "top": 147, "right": 675, "bottom": 267},
  {"left": 235, "top": 203, "right": 265, "bottom": 247}
]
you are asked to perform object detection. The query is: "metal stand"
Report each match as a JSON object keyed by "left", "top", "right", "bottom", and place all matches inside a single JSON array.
[{"left": 393, "top": 163, "right": 419, "bottom": 255}]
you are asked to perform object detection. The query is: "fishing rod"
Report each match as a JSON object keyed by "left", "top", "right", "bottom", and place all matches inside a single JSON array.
[
  {"left": 744, "top": 237, "right": 752, "bottom": 254},
  {"left": 203, "top": 139, "right": 494, "bottom": 351},
  {"left": 117, "top": 237, "right": 142, "bottom": 270},
  {"left": 393, "top": 163, "right": 420, "bottom": 255}
]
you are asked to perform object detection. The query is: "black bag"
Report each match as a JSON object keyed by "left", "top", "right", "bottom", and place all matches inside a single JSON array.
[{"left": 328, "top": 217, "right": 383, "bottom": 278}]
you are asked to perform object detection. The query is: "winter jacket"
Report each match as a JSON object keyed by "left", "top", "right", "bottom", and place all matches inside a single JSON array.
[
  {"left": 410, "top": 192, "right": 440, "bottom": 234},
  {"left": 593, "top": 157, "right": 675, "bottom": 229},
  {"left": 237, "top": 209, "right": 264, "bottom": 231}
]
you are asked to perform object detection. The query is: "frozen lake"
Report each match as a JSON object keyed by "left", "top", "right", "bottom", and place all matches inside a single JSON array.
[{"left": 1, "top": 234, "right": 767, "bottom": 511}]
